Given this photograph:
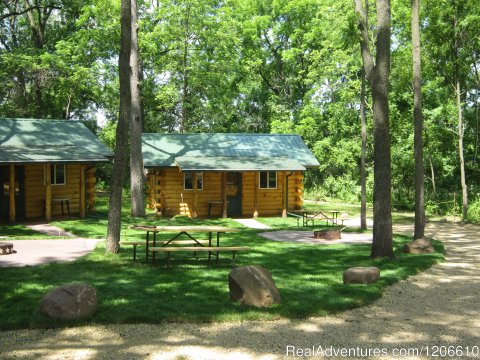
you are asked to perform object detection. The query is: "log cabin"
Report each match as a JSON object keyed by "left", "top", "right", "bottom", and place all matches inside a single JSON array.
[
  {"left": 142, "top": 133, "right": 320, "bottom": 218},
  {"left": 0, "top": 118, "right": 113, "bottom": 223}
]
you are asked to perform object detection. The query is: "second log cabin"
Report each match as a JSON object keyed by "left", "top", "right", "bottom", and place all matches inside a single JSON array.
[{"left": 142, "top": 133, "right": 319, "bottom": 218}]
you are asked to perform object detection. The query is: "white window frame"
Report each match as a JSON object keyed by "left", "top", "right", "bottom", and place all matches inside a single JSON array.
[
  {"left": 184, "top": 172, "right": 203, "bottom": 190},
  {"left": 51, "top": 164, "right": 66, "bottom": 185},
  {"left": 259, "top": 171, "right": 277, "bottom": 189}
]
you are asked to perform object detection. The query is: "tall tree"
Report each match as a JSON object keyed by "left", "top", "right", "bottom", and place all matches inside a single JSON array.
[
  {"left": 106, "top": 0, "right": 131, "bottom": 253},
  {"left": 412, "top": 0, "right": 425, "bottom": 238},
  {"left": 453, "top": 9, "right": 467, "bottom": 220},
  {"left": 129, "top": 0, "right": 145, "bottom": 217},
  {"left": 355, "top": 0, "right": 394, "bottom": 258},
  {"left": 360, "top": 66, "right": 368, "bottom": 230}
]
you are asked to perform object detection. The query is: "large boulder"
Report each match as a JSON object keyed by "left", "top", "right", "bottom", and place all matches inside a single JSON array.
[
  {"left": 343, "top": 266, "right": 380, "bottom": 284},
  {"left": 404, "top": 238, "right": 435, "bottom": 254},
  {"left": 229, "top": 265, "right": 281, "bottom": 307},
  {"left": 39, "top": 284, "right": 97, "bottom": 321}
]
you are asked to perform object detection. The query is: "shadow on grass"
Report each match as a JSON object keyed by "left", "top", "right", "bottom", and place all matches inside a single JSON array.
[
  {"left": 0, "top": 225, "right": 444, "bottom": 330},
  {"left": 0, "top": 194, "right": 445, "bottom": 330}
]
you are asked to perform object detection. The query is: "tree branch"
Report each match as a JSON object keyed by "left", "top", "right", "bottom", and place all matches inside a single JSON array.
[
  {"left": 354, "top": 0, "right": 374, "bottom": 79},
  {"left": 0, "top": 2, "right": 61, "bottom": 21}
]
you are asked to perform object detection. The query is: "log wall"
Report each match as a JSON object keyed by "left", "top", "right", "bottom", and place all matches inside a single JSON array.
[
  {"left": 23, "top": 163, "right": 95, "bottom": 219},
  {"left": 146, "top": 168, "right": 304, "bottom": 218}
]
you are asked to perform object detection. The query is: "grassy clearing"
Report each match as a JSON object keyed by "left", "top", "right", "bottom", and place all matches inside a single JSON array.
[{"left": 0, "top": 195, "right": 444, "bottom": 330}]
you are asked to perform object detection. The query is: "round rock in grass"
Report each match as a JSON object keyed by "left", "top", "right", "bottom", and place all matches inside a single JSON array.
[
  {"left": 39, "top": 284, "right": 97, "bottom": 321},
  {"left": 228, "top": 265, "right": 281, "bottom": 307},
  {"left": 403, "top": 238, "right": 435, "bottom": 254},
  {"left": 343, "top": 266, "right": 380, "bottom": 285}
]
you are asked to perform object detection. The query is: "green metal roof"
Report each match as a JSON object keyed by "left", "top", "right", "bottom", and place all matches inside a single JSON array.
[
  {"left": 142, "top": 133, "right": 319, "bottom": 170},
  {"left": 0, "top": 118, "right": 114, "bottom": 163},
  {"left": 175, "top": 156, "right": 306, "bottom": 171}
]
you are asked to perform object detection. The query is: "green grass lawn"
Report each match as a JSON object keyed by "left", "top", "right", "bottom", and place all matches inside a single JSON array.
[{"left": 0, "top": 195, "right": 444, "bottom": 330}]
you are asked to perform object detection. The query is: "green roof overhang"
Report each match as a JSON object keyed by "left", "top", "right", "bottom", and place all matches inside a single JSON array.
[
  {"left": 174, "top": 156, "right": 306, "bottom": 171},
  {"left": 0, "top": 146, "right": 112, "bottom": 164}
]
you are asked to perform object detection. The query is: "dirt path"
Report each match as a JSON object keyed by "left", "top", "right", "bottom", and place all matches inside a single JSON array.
[{"left": 1, "top": 221, "right": 479, "bottom": 359}]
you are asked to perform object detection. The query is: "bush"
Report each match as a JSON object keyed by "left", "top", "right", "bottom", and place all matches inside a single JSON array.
[
  {"left": 305, "top": 175, "right": 360, "bottom": 203},
  {"left": 467, "top": 197, "right": 480, "bottom": 223}
]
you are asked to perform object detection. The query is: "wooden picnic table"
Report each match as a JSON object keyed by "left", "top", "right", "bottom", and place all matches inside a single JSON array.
[
  {"left": 127, "top": 225, "right": 241, "bottom": 263},
  {"left": 288, "top": 210, "right": 343, "bottom": 227}
]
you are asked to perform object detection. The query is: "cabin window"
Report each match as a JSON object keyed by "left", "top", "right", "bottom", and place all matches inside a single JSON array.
[
  {"left": 51, "top": 164, "right": 66, "bottom": 185},
  {"left": 259, "top": 171, "right": 277, "bottom": 189},
  {"left": 184, "top": 172, "right": 203, "bottom": 190}
]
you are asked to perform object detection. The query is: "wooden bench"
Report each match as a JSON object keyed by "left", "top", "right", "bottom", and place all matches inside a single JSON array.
[
  {"left": 149, "top": 246, "right": 250, "bottom": 268},
  {"left": 121, "top": 241, "right": 144, "bottom": 260},
  {"left": 287, "top": 212, "right": 303, "bottom": 226},
  {"left": 122, "top": 240, "right": 211, "bottom": 260}
]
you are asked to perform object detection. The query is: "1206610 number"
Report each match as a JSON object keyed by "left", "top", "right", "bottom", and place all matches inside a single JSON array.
[{"left": 425, "top": 345, "right": 479, "bottom": 357}]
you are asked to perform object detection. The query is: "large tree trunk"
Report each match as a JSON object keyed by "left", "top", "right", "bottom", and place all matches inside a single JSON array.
[
  {"left": 106, "top": 0, "right": 132, "bottom": 253},
  {"left": 355, "top": 0, "right": 394, "bottom": 258},
  {"left": 360, "top": 66, "right": 368, "bottom": 230},
  {"left": 412, "top": 0, "right": 425, "bottom": 239},
  {"left": 129, "top": 0, "right": 146, "bottom": 217}
]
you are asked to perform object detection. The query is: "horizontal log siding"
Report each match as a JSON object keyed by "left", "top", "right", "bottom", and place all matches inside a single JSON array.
[
  {"left": 150, "top": 168, "right": 304, "bottom": 218},
  {"left": 24, "top": 163, "right": 90, "bottom": 218},
  {"left": 151, "top": 169, "right": 223, "bottom": 217}
]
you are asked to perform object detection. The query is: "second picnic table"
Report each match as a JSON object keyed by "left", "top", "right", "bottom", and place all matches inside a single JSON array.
[{"left": 127, "top": 225, "right": 243, "bottom": 266}]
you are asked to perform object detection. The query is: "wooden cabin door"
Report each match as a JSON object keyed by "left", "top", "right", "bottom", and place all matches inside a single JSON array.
[
  {"left": 226, "top": 172, "right": 242, "bottom": 217},
  {"left": 0, "top": 166, "right": 25, "bottom": 221}
]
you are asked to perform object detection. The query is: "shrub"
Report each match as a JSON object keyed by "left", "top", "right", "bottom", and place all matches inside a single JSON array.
[
  {"left": 305, "top": 175, "right": 360, "bottom": 204},
  {"left": 467, "top": 197, "right": 480, "bottom": 223}
]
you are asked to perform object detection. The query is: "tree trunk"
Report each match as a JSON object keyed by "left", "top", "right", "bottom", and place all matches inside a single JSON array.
[
  {"left": 454, "top": 15, "right": 468, "bottom": 221},
  {"left": 106, "top": 0, "right": 132, "bottom": 253},
  {"left": 360, "top": 66, "right": 367, "bottom": 230},
  {"left": 24, "top": 2, "right": 45, "bottom": 118},
  {"left": 457, "top": 79, "right": 468, "bottom": 220},
  {"left": 412, "top": 0, "right": 425, "bottom": 239},
  {"left": 355, "top": 0, "right": 394, "bottom": 258},
  {"left": 129, "top": 0, "right": 146, "bottom": 217},
  {"left": 429, "top": 154, "right": 436, "bottom": 198},
  {"left": 180, "top": 4, "right": 191, "bottom": 133}
]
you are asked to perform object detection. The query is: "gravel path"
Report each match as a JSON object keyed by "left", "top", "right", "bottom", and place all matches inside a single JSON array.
[{"left": 1, "top": 221, "right": 479, "bottom": 359}]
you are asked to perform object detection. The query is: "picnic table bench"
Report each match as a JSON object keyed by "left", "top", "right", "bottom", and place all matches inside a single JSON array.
[{"left": 149, "top": 246, "right": 250, "bottom": 268}]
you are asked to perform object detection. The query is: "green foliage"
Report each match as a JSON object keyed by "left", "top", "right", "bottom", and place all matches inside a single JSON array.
[
  {"left": 306, "top": 175, "right": 361, "bottom": 204},
  {"left": 466, "top": 197, "right": 480, "bottom": 223},
  {"left": 1, "top": 0, "right": 480, "bottom": 217}
]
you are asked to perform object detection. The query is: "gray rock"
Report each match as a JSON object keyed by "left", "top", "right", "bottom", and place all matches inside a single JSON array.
[
  {"left": 404, "top": 238, "right": 435, "bottom": 254},
  {"left": 39, "top": 284, "right": 97, "bottom": 321},
  {"left": 229, "top": 265, "right": 281, "bottom": 307},
  {"left": 343, "top": 267, "right": 380, "bottom": 284}
]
